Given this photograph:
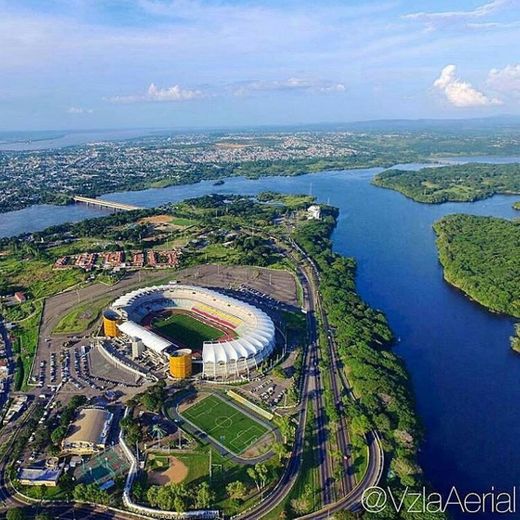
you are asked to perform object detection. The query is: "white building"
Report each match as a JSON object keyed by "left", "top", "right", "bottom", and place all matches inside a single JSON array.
[{"left": 307, "top": 205, "right": 321, "bottom": 220}]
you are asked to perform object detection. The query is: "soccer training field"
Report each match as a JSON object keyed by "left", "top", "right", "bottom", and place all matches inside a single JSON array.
[
  {"left": 152, "top": 313, "right": 225, "bottom": 349},
  {"left": 182, "top": 394, "right": 269, "bottom": 454}
]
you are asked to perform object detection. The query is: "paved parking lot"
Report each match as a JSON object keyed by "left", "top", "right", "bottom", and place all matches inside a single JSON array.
[{"left": 175, "top": 264, "right": 299, "bottom": 308}]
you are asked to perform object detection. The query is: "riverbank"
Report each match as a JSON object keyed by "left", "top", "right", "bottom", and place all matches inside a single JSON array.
[
  {"left": 0, "top": 155, "right": 415, "bottom": 215},
  {"left": 293, "top": 208, "right": 442, "bottom": 510}
]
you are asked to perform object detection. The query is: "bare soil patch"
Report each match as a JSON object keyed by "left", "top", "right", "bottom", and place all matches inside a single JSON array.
[
  {"left": 241, "top": 431, "right": 275, "bottom": 458},
  {"left": 139, "top": 215, "right": 173, "bottom": 225},
  {"left": 148, "top": 456, "right": 188, "bottom": 485},
  {"left": 177, "top": 391, "right": 209, "bottom": 414}
]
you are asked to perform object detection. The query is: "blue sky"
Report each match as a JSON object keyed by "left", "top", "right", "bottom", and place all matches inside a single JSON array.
[{"left": 1, "top": 0, "right": 519, "bottom": 130}]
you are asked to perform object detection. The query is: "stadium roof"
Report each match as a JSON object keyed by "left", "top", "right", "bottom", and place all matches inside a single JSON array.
[
  {"left": 118, "top": 320, "right": 173, "bottom": 353},
  {"left": 111, "top": 284, "right": 276, "bottom": 366},
  {"left": 201, "top": 312, "right": 275, "bottom": 364}
]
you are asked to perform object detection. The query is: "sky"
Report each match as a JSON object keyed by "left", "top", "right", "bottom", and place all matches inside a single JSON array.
[{"left": 1, "top": 0, "right": 519, "bottom": 130}]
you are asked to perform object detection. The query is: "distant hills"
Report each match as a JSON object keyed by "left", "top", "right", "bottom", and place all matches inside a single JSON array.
[{"left": 3, "top": 115, "right": 520, "bottom": 138}]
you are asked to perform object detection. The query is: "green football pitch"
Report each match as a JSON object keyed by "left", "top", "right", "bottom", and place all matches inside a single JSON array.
[
  {"left": 152, "top": 313, "right": 225, "bottom": 349},
  {"left": 182, "top": 394, "right": 269, "bottom": 454}
]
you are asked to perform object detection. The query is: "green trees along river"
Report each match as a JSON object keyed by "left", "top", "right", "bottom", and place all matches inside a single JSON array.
[
  {"left": 374, "top": 163, "right": 520, "bottom": 203},
  {"left": 293, "top": 210, "right": 444, "bottom": 515}
]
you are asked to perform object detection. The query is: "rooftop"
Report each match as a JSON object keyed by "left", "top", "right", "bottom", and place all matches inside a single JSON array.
[{"left": 63, "top": 407, "right": 113, "bottom": 448}]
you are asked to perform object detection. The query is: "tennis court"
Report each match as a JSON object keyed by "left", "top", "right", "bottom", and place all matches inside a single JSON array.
[{"left": 74, "top": 446, "right": 130, "bottom": 485}]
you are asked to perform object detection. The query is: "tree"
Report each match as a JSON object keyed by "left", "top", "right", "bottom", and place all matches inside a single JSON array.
[
  {"left": 50, "top": 425, "right": 67, "bottom": 444},
  {"left": 247, "top": 467, "right": 260, "bottom": 491},
  {"left": 58, "top": 472, "right": 74, "bottom": 494},
  {"left": 333, "top": 511, "right": 357, "bottom": 520},
  {"left": 138, "top": 381, "right": 167, "bottom": 412},
  {"left": 290, "top": 484, "right": 313, "bottom": 515},
  {"left": 133, "top": 480, "right": 146, "bottom": 502},
  {"left": 32, "top": 485, "right": 47, "bottom": 500},
  {"left": 120, "top": 415, "right": 141, "bottom": 445},
  {"left": 273, "top": 442, "right": 289, "bottom": 463},
  {"left": 277, "top": 416, "right": 295, "bottom": 444},
  {"left": 48, "top": 444, "right": 61, "bottom": 457},
  {"left": 255, "top": 463, "right": 269, "bottom": 488},
  {"left": 147, "top": 485, "right": 160, "bottom": 507},
  {"left": 247, "top": 463, "right": 270, "bottom": 491},
  {"left": 6, "top": 509, "right": 25, "bottom": 520},
  {"left": 173, "top": 496, "right": 186, "bottom": 513},
  {"left": 194, "top": 482, "right": 214, "bottom": 509},
  {"left": 226, "top": 481, "right": 247, "bottom": 502},
  {"left": 35, "top": 514, "right": 52, "bottom": 520},
  {"left": 73, "top": 483, "right": 110, "bottom": 505},
  {"left": 148, "top": 483, "right": 190, "bottom": 511}
]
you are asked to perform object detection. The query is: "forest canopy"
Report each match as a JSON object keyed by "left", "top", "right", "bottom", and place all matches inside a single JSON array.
[
  {"left": 374, "top": 163, "right": 520, "bottom": 203},
  {"left": 433, "top": 214, "right": 520, "bottom": 318}
]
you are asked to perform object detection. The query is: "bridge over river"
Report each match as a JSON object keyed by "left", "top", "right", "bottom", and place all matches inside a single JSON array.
[{"left": 73, "top": 195, "right": 142, "bottom": 211}]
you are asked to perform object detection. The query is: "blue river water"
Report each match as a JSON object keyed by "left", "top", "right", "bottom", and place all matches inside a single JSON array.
[{"left": 1, "top": 157, "right": 519, "bottom": 517}]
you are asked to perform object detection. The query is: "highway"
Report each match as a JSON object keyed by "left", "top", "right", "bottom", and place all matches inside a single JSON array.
[
  {"left": 306, "top": 287, "right": 334, "bottom": 507},
  {"left": 233, "top": 240, "right": 385, "bottom": 519},
  {"left": 292, "top": 240, "right": 385, "bottom": 520},
  {"left": 304, "top": 259, "right": 355, "bottom": 498}
]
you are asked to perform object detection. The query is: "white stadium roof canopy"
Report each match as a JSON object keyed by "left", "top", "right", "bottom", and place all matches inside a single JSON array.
[
  {"left": 112, "top": 284, "right": 276, "bottom": 370},
  {"left": 117, "top": 321, "right": 172, "bottom": 354}
]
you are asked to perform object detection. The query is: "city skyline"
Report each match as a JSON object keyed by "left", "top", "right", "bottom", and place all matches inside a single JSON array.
[{"left": 1, "top": 0, "right": 520, "bottom": 130}]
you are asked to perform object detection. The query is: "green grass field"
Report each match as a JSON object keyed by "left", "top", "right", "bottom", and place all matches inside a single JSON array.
[
  {"left": 152, "top": 313, "right": 225, "bottom": 348},
  {"left": 53, "top": 296, "right": 112, "bottom": 334},
  {"left": 182, "top": 394, "right": 269, "bottom": 454}
]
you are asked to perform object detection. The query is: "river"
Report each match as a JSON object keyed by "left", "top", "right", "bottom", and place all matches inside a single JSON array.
[{"left": 1, "top": 158, "right": 519, "bottom": 517}]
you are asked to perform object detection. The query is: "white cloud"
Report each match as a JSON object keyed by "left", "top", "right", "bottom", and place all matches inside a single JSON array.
[
  {"left": 146, "top": 83, "right": 204, "bottom": 101},
  {"left": 108, "top": 83, "right": 205, "bottom": 103},
  {"left": 487, "top": 64, "right": 520, "bottom": 96},
  {"left": 404, "top": 0, "right": 513, "bottom": 30},
  {"left": 433, "top": 65, "right": 502, "bottom": 107},
  {"left": 466, "top": 20, "right": 520, "bottom": 29},
  {"left": 232, "top": 78, "right": 346, "bottom": 96},
  {"left": 67, "top": 106, "right": 93, "bottom": 114}
]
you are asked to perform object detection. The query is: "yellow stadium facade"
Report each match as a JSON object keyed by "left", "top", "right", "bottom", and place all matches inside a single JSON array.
[{"left": 169, "top": 349, "right": 193, "bottom": 379}]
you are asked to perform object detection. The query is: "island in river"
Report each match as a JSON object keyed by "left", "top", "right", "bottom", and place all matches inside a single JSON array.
[
  {"left": 433, "top": 214, "right": 520, "bottom": 352},
  {"left": 373, "top": 162, "right": 520, "bottom": 203}
]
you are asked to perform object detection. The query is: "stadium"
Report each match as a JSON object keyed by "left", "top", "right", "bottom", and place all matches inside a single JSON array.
[{"left": 108, "top": 284, "right": 276, "bottom": 379}]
